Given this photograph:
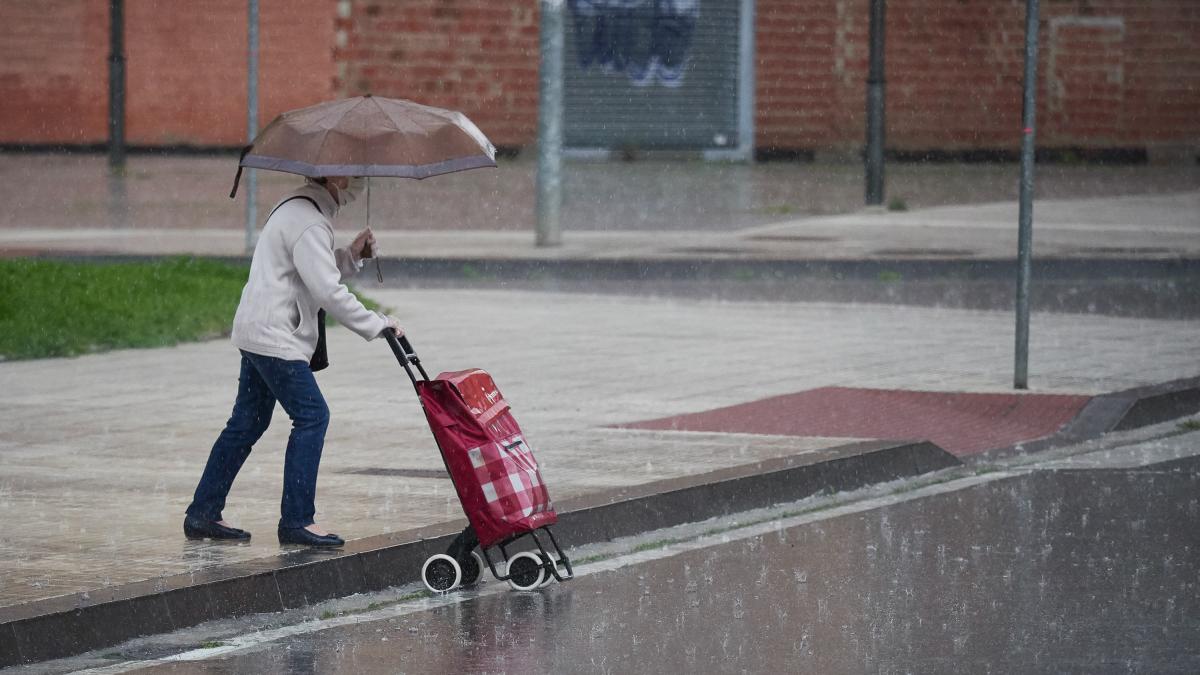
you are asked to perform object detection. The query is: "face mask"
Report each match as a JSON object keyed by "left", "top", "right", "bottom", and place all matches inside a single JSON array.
[{"left": 336, "top": 177, "right": 366, "bottom": 207}]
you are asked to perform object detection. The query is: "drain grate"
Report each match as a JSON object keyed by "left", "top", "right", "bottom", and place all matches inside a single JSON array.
[
  {"left": 745, "top": 235, "right": 837, "bottom": 243},
  {"left": 669, "top": 247, "right": 744, "bottom": 255},
  {"left": 337, "top": 467, "right": 448, "bottom": 479},
  {"left": 872, "top": 248, "right": 977, "bottom": 257},
  {"left": 1074, "top": 246, "right": 1174, "bottom": 255}
]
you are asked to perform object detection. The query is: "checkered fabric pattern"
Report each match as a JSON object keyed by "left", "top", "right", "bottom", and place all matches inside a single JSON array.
[{"left": 467, "top": 433, "right": 553, "bottom": 521}]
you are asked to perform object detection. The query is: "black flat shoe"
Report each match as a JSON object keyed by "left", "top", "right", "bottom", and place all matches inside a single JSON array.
[
  {"left": 278, "top": 527, "right": 344, "bottom": 547},
  {"left": 184, "top": 515, "right": 251, "bottom": 541}
]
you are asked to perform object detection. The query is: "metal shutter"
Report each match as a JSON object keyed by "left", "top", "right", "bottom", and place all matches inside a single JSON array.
[{"left": 563, "top": 0, "right": 741, "bottom": 150}]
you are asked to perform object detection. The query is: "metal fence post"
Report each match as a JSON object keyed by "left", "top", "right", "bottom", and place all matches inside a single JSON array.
[
  {"left": 536, "top": 0, "right": 565, "bottom": 247},
  {"left": 737, "top": 0, "right": 756, "bottom": 163},
  {"left": 245, "top": 0, "right": 259, "bottom": 255},
  {"left": 1014, "top": 0, "right": 1040, "bottom": 389},
  {"left": 864, "top": 0, "right": 886, "bottom": 206},
  {"left": 107, "top": 0, "right": 126, "bottom": 169}
]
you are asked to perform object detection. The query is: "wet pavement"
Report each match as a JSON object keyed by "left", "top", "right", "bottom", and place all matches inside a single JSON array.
[
  {"left": 2, "top": 154, "right": 1198, "bottom": 233},
  {"left": 4, "top": 152, "right": 1197, "bottom": 265},
  {"left": 112, "top": 444, "right": 1200, "bottom": 674},
  {"left": 2, "top": 288, "right": 1198, "bottom": 615}
]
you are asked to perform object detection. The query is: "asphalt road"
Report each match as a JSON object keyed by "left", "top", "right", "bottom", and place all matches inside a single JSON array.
[{"left": 96, "top": 437, "right": 1200, "bottom": 674}]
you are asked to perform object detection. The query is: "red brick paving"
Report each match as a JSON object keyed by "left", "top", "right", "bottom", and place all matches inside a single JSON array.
[{"left": 619, "top": 387, "right": 1093, "bottom": 457}]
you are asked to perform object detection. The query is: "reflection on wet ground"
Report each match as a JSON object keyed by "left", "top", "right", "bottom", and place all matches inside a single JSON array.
[{"left": 146, "top": 457, "right": 1200, "bottom": 674}]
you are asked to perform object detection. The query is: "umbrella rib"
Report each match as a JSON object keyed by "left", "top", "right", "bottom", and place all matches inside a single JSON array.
[
  {"left": 306, "top": 98, "right": 362, "bottom": 170},
  {"left": 379, "top": 104, "right": 425, "bottom": 141},
  {"left": 378, "top": 104, "right": 438, "bottom": 170},
  {"left": 309, "top": 128, "right": 336, "bottom": 176}
]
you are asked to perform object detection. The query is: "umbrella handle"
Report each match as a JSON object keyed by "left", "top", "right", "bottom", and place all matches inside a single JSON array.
[{"left": 367, "top": 177, "right": 384, "bottom": 283}]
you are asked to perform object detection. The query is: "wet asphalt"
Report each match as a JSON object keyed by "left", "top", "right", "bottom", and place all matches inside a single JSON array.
[{"left": 137, "top": 455, "right": 1200, "bottom": 674}]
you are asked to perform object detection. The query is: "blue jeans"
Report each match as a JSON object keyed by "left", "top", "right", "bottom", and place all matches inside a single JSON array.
[{"left": 187, "top": 350, "right": 330, "bottom": 530}]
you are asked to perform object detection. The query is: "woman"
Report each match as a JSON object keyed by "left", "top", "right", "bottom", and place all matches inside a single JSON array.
[{"left": 184, "top": 175, "right": 401, "bottom": 547}]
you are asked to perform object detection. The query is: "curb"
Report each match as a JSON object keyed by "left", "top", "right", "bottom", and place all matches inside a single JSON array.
[
  {"left": 375, "top": 256, "right": 1200, "bottom": 283},
  {"left": 0, "top": 439, "right": 957, "bottom": 667},
  {"left": 975, "top": 376, "right": 1200, "bottom": 461},
  {"left": 29, "top": 252, "right": 1200, "bottom": 282},
  {"left": 1110, "top": 376, "right": 1200, "bottom": 431}
]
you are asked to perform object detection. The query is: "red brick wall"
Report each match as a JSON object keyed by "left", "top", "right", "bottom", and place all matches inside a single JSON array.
[
  {"left": 0, "top": 0, "right": 335, "bottom": 146},
  {"left": 333, "top": 0, "right": 541, "bottom": 148},
  {"left": 754, "top": 0, "right": 1200, "bottom": 153},
  {"left": 756, "top": 0, "right": 851, "bottom": 150},
  {"left": 1, "top": 0, "right": 1196, "bottom": 153},
  {"left": 0, "top": 1, "right": 109, "bottom": 144}
]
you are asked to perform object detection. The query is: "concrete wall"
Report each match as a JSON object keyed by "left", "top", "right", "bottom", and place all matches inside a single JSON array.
[{"left": 2, "top": 0, "right": 1196, "bottom": 156}]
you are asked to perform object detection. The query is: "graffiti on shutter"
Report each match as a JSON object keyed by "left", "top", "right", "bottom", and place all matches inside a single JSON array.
[{"left": 567, "top": 0, "right": 701, "bottom": 88}]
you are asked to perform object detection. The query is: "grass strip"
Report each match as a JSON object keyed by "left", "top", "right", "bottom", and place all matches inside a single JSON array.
[{"left": 0, "top": 257, "right": 382, "bottom": 361}]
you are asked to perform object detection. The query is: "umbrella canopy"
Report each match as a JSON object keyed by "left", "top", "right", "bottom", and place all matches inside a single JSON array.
[{"left": 229, "top": 95, "right": 496, "bottom": 197}]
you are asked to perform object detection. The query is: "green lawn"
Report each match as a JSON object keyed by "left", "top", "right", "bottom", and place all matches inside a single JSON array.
[{"left": 0, "top": 257, "right": 382, "bottom": 361}]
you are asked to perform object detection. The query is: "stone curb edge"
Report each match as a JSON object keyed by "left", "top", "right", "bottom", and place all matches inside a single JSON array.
[
  {"left": 974, "top": 375, "right": 1200, "bottom": 462},
  {"left": 28, "top": 252, "right": 1200, "bottom": 282},
  {"left": 0, "top": 440, "right": 957, "bottom": 667}
]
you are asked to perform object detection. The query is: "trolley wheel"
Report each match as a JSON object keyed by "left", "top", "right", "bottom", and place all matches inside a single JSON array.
[
  {"left": 505, "top": 551, "right": 545, "bottom": 591},
  {"left": 459, "top": 550, "right": 486, "bottom": 586},
  {"left": 538, "top": 552, "right": 560, "bottom": 588},
  {"left": 421, "top": 553, "right": 462, "bottom": 593}
]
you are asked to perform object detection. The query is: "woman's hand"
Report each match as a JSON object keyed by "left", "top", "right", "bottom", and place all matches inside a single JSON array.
[
  {"left": 383, "top": 315, "right": 404, "bottom": 337},
  {"left": 351, "top": 227, "right": 378, "bottom": 261}
]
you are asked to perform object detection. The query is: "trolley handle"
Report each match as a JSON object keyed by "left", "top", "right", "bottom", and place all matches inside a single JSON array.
[{"left": 384, "top": 328, "right": 430, "bottom": 386}]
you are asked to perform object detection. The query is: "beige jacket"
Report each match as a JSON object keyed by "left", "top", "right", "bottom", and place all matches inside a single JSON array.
[{"left": 231, "top": 184, "right": 387, "bottom": 362}]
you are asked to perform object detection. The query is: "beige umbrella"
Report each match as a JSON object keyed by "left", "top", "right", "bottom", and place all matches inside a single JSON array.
[
  {"left": 229, "top": 95, "right": 497, "bottom": 279},
  {"left": 230, "top": 94, "right": 495, "bottom": 191}
]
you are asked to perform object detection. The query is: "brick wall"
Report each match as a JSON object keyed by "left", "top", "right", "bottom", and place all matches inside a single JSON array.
[
  {"left": 0, "top": 0, "right": 335, "bottom": 146},
  {"left": 1, "top": 0, "right": 1196, "bottom": 154},
  {"left": 754, "top": 0, "right": 1200, "bottom": 154},
  {"left": 333, "top": 0, "right": 541, "bottom": 148},
  {"left": 0, "top": 0, "right": 109, "bottom": 144}
]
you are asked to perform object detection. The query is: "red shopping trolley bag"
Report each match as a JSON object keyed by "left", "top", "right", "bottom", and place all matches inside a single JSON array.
[{"left": 415, "top": 369, "right": 557, "bottom": 549}]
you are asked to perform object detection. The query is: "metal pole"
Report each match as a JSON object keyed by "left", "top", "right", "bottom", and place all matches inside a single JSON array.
[
  {"left": 1014, "top": 0, "right": 1039, "bottom": 389},
  {"left": 864, "top": 0, "right": 885, "bottom": 205},
  {"left": 535, "top": 0, "right": 564, "bottom": 247},
  {"left": 107, "top": 0, "right": 126, "bottom": 169},
  {"left": 245, "top": 0, "right": 260, "bottom": 255},
  {"left": 736, "top": 0, "right": 756, "bottom": 163}
]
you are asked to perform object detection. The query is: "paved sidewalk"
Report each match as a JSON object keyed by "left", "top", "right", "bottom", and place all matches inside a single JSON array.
[
  {"left": 1, "top": 287, "right": 1198, "bottom": 613},
  {"left": 0, "top": 154, "right": 1197, "bottom": 260},
  {"left": 2, "top": 191, "right": 1197, "bottom": 261}
]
